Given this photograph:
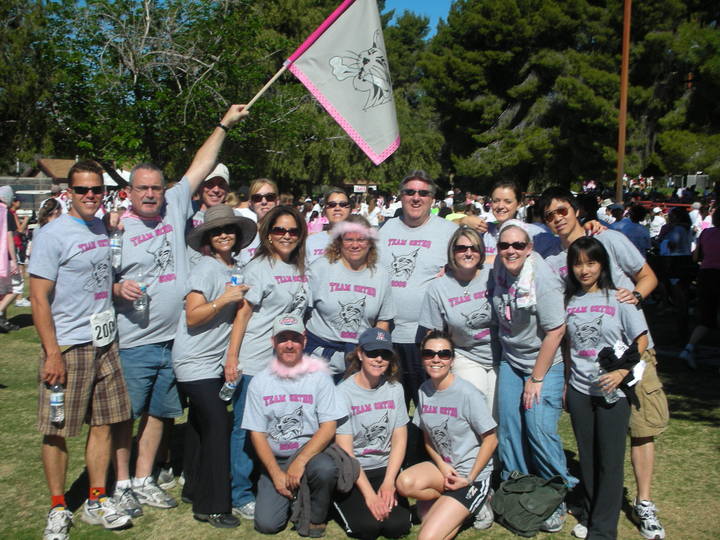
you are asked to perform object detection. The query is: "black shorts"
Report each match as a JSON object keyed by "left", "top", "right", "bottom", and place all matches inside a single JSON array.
[{"left": 443, "top": 476, "right": 491, "bottom": 514}]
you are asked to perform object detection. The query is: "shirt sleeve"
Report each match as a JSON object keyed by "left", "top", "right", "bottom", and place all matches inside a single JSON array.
[
  {"left": 392, "top": 384, "right": 410, "bottom": 429},
  {"left": 605, "top": 230, "right": 645, "bottom": 276},
  {"left": 376, "top": 272, "right": 397, "bottom": 322},
  {"left": 335, "top": 386, "right": 353, "bottom": 436},
  {"left": 619, "top": 301, "right": 649, "bottom": 343},
  {"left": 315, "top": 373, "right": 345, "bottom": 423},
  {"left": 188, "top": 259, "right": 216, "bottom": 299},
  {"left": 28, "top": 226, "right": 61, "bottom": 281},
  {"left": 243, "top": 260, "right": 267, "bottom": 307},
  {"left": 418, "top": 282, "right": 444, "bottom": 330},
  {"left": 240, "top": 377, "right": 268, "bottom": 432}
]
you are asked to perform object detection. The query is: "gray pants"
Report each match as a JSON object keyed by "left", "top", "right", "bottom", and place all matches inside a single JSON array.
[{"left": 254, "top": 452, "right": 338, "bottom": 534}]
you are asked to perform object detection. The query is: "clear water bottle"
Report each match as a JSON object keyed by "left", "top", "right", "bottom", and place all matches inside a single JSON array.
[
  {"left": 230, "top": 264, "right": 244, "bottom": 286},
  {"left": 133, "top": 273, "right": 148, "bottom": 312},
  {"left": 110, "top": 229, "right": 123, "bottom": 270},
  {"left": 592, "top": 363, "right": 620, "bottom": 404},
  {"left": 49, "top": 384, "right": 65, "bottom": 424},
  {"left": 219, "top": 380, "right": 238, "bottom": 401}
]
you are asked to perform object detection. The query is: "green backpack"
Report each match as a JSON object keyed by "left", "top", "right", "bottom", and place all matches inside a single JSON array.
[{"left": 491, "top": 472, "right": 568, "bottom": 537}]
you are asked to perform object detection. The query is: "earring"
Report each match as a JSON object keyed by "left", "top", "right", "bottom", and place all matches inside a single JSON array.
[{"left": 269, "top": 238, "right": 273, "bottom": 244}]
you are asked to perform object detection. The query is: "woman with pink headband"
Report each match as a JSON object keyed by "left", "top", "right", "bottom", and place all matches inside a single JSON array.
[{"left": 304, "top": 215, "right": 396, "bottom": 381}]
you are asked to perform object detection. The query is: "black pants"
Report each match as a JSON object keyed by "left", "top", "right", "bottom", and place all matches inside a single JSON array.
[
  {"left": 333, "top": 467, "right": 411, "bottom": 540},
  {"left": 567, "top": 386, "right": 630, "bottom": 540},
  {"left": 178, "top": 377, "right": 232, "bottom": 515},
  {"left": 394, "top": 342, "right": 425, "bottom": 408}
]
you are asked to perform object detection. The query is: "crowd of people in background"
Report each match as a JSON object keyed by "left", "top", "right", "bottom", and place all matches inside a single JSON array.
[{"left": 1, "top": 105, "right": 719, "bottom": 540}]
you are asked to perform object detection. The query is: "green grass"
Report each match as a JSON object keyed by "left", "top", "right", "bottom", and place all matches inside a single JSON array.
[{"left": 1, "top": 300, "right": 719, "bottom": 539}]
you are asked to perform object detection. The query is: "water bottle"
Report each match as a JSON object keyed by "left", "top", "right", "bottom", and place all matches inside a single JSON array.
[
  {"left": 230, "top": 264, "right": 244, "bottom": 286},
  {"left": 110, "top": 229, "right": 123, "bottom": 270},
  {"left": 219, "top": 380, "right": 238, "bottom": 401},
  {"left": 49, "top": 384, "right": 65, "bottom": 424},
  {"left": 133, "top": 273, "right": 148, "bottom": 312},
  {"left": 592, "top": 363, "right": 620, "bottom": 404}
]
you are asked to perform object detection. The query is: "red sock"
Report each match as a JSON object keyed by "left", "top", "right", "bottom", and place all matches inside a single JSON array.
[
  {"left": 51, "top": 495, "right": 67, "bottom": 508},
  {"left": 89, "top": 487, "right": 106, "bottom": 500}
]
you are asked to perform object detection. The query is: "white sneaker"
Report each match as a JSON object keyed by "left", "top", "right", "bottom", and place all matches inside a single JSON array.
[
  {"left": 133, "top": 477, "right": 178, "bottom": 508},
  {"left": 473, "top": 489, "right": 494, "bottom": 530},
  {"left": 232, "top": 500, "right": 256, "bottom": 520},
  {"left": 572, "top": 522, "right": 588, "bottom": 539},
  {"left": 632, "top": 499, "right": 666, "bottom": 540},
  {"left": 15, "top": 298, "right": 31, "bottom": 307},
  {"left": 113, "top": 486, "right": 143, "bottom": 517},
  {"left": 156, "top": 466, "right": 176, "bottom": 490},
  {"left": 81, "top": 496, "right": 132, "bottom": 529},
  {"left": 43, "top": 506, "right": 73, "bottom": 540}
]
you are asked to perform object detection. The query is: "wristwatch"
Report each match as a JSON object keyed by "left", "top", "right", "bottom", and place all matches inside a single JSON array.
[{"left": 632, "top": 291, "right": 643, "bottom": 308}]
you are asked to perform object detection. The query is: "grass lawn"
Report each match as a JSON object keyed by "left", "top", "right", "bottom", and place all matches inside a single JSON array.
[{"left": 1, "top": 300, "right": 719, "bottom": 539}]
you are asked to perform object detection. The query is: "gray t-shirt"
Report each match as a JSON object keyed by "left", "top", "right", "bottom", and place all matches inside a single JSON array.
[
  {"left": 412, "top": 376, "right": 496, "bottom": 479},
  {"left": 419, "top": 267, "right": 499, "bottom": 366},
  {"left": 566, "top": 290, "right": 648, "bottom": 396},
  {"left": 236, "top": 233, "right": 260, "bottom": 268},
  {"left": 115, "top": 178, "right": 193, "bottom": 348},
  {"left": 336, "top": 376, "right": 409, "bottom": 470},
  {"left": 29, "top": 214, "right": 113, "bottom": 345},
  {"left": 378, "top": 215, "right": 458, "bottom": 343},
  {"left": 484, "top": 222, "right": 561, "bottom": 260},
  {"left": 242, "top": 366, "right": 343, "bottom": 457},
  {"left": 492, "top": 252, "right": 566, "bottom": 372},
  {"left": 172, "top": 256, "right": 238, "bottom": 382},
  {"left": 306, "top": 231, "right": 331, "bottom": 266},
  {"left": 237, "top": 257, "right": 308, "bottom": 375}
]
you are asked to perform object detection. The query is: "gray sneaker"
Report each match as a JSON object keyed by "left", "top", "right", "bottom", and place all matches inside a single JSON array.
[
  {"left": 232, "top": 500, "right": 256, "bottom": 520},
  {"left": 81, "top": 496, "right": 133, "bottom": 529},
  {"left": 632, "top": 499, "right": 666, "bottom": 540},
  {"left": 113, "top": 486, "right": 143, "bottom": 518},
  {"left": 133, "top": 477, "right": 178, "bottom": 509},
  {"left": 156, "top": 466, "right": 176, "bottom": 490},
  {"left": 539, "top": 501, "right": 566, "bottom": 533},
  {"left": 43, "top": 506, "right": 73, "bottom": 540},
  {"left": 473, "top": 489, "right": 494, "bottom": 529}
]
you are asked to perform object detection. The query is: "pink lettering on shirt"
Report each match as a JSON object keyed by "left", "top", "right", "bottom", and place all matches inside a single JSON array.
[
  {"left": 439, "top": 406, "right": 458, "bottom": 417},
  {"left": 314, "top": 248, "right": 325, "bottom": 255},
  {"left": 97, "top": 239, "right": 109, "bottom": 247},
  {"left": 421, "top": 405, "right": 438, "bottom": 414},
  {"left": 329, "top": 282, "right": 351, "bottom": 292},
  {"left": 78, "top": 241, "right": 97, "bottom": 252},
  {"left": 387, "top": 238, "right": 407, "bottom": 246},
  {"left": 409, "top": 239, "right": 432, "bottom": 249},
  {"left": 129, "top": 232, "right": 155, "bottom": 247},
  {"left": 567, "top": 306, "right": 588, "bottom": 315},
  {"left": 289, "top": 394, "right": 313, "bottom": 404},
  {"left": 154, "top": 223, "right": 173, "bottom": 236},
  {"left": 280, "top": 442, "right": 299, "bottom": 451},
  {"left": 579, "top": 349, "right": 597, "bottom": 358},
  {"left": 373, "top": 400, "right": 396, "bottom": 410},
  {"left": 473, "top": 290, "right": 488, "bottom": 300},
  {"left": 391, "top": 280, "right": 407, "bottom": 288},
  {"left": 351, "top": 404, "right": 372, "bottom": 415},
  {"left": 159, "top": 273, "right": 176, "bottom": 283},
  {"left": 448, "top": 295, "right": 471, "bottom": 307},
  {"left": 353, "top": 285, "right": 376, "bottom": 297},
  {"left": 340, "top": 331, "right": 358, "bottom": 339},
  {"left": 94, "top": 292, "right": 108, "bottom": 300},
  {"left": 263, "top": 395, "right": 287, "bottom": 406},
  {"left": 590, "top": 305, "right": 616, "bottom": 316},
  {"left": 473, "top": 329, "right": 491, "bottom": 340}
]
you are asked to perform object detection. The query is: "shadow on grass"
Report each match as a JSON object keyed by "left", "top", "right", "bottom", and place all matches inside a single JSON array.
[{"left": 8, "top": 312, "right": 33, "bottom": 329}]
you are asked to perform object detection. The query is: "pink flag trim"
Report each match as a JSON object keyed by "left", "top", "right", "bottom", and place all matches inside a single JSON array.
[
  {"left": 286, "top": 0, "right": 357, "bottom": 64},
  {"left": 288, "top": 62, "right": 400, "bottom": 165}
]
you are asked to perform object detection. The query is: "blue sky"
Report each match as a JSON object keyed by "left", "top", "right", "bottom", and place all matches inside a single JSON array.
[{"left": 384, "top": 0, "right": 453, "bottom": 36}]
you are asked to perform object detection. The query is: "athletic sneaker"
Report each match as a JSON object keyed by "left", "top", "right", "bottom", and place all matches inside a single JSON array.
[
  {"left": 113, "top": 486, "right": 143, "bottom": 518},
  {"left": 632, "top": 499, "right": 666, "bottom": 539},
  {"left": 133, "top": 477, "right": 177, "bottom": 508},
  {"left": 43, "top": 506, "right": 73, "bottom": 540},
  {"left": 473, "top": 489, "right": 494, "bottom": 530},
  {"left": 679, "top": 348, "right": 697, "bottom": 370},
  {"left": 156, "top": 466, "right": 176, "bottom": 490},
  {"left": 571, "top": 522, "right": 588, "bottom": 539},
  {"left": 539, "top": 501, "right": 566, "bottom": 533},
  {"left": 15, "top": 298, "right": 31, "bottom": 307},
  {"left": 232, "top": 500, "right": 256, "bottom": 520},
  {"left": 81, "top": 496, "right": 133, "bottom": 529}
]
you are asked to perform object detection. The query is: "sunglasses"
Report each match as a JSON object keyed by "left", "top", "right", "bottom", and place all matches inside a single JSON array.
[
  {"left": 421, "top": 349, "right": 453, "bottom": 361},
  {"left": 453, "top": 244, "right": 481, "bottom": 253},
  {"left": 364, "top": 349, "right": 392, "bottom": 361},
  {"left": 543, "top": 206, "right": 570, "bottom": 222},
  {"left": 210, "top": 225, "right": 237, "bottom": 236},
  {"left": 71, "top": 186, "right": 104, "bottom": 195},
  {"left": 326, "top": 201, "right": 350, "bottom": 209},
  {"left": 401, "top": 188, "right": 432, "bottom": 198},
  {"left": 251, "top": 192, "right": 277, "bottom": 203},
  {"left": 497, "top": 241, "right": 529, "bottom": 251},
  {"left": 270, "top": 226, "right": 300, "bottom": 237}
]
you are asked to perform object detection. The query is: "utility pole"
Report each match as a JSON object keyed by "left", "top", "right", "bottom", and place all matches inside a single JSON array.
[{"left": 615, "top": 0, "right": 631, "bottom": 203}]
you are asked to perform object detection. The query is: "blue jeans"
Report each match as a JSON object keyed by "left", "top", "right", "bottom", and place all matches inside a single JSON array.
[
  {"left": 497, "top": 361, "right": 577, "bottom": 488},
  {"left": 230, "top": 374, "right": 255, "bottom": 508}
]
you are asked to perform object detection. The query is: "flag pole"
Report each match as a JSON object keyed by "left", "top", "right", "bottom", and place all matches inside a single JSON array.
[
  {"left": 245, "top": 64, "right": 289, "bottom": 110},
  {"left": 615, "top": 0, "right": 631, "bottom": 203}
]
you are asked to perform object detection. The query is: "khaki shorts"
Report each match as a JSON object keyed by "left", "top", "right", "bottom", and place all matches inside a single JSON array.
[
  {"left": 629, "top": 349, "right": 669, "bottom": 438},
  {"left": 38, "top": 341, "right": 132, "bottom": 437}
]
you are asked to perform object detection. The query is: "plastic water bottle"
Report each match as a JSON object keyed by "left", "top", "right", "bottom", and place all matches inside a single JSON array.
[
  {"left": 110, "top": 230, "right": 123, "bottom": 270},
  {"left": 133, "top": 273, "right": 148, "bottom": 312},
  {"left": 49, "top": 384, "right": 65, "bottom": 424},
  {"left": 219, "top": 380, "right": 238, "bottom": 401},
  {"left": 230, "top": 264, "right": 244, "bottom": 286},
  {"left": 592, "top": 363, "right": 620, "bottom": 404}
]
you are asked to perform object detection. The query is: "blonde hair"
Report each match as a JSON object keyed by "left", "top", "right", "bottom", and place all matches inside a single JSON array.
[{"left": 325, "top": 215, "right": 377, "bottom": 270}]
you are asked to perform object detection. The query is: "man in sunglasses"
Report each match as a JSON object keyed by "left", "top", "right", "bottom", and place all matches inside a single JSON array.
[
  {"left": 110, "top": 105, "right": 251, "bottom": 519},
  {"left": 190, "top": 162, "right": 231, "bottom": 228},
  {"left": 378, "top": 170, "right": 458, "bottom": 407},
  {"left": 538, "top": 187, "right": 668, "bottom": 540},
  {"left": 305, "top": 187, "right": 352, "bottom": 265},
  {"left": 30, "top": 160, "right": 134, "bottom": 537}
]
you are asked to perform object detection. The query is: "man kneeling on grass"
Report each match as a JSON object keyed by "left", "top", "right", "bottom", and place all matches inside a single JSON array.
[{"left": 242, "top": 314, "right": 345, "bottom": 537}]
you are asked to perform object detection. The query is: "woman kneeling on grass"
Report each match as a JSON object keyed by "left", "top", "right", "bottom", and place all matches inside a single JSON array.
[
  {"left": 565, "top": 237, "right": 648, "bottom": 540},
  {"left": 395, "top": 331, "right": 497, "bottom": 540}
]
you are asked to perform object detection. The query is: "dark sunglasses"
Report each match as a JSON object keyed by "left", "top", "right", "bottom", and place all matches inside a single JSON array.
[
  {"left": 270, "top": 226, "right": 300, "bottom": 237},
  {"left": 421, "top": 348, "right": 453, "bottom": 361},
  {"left": 497, "top": 241, "right": 528, "bottom": 251},
  {"left": 401, "top": 188, "right": 432, "bottom": 198},
  {"left": 543, "top": 206, "right": 570, "bottom": 222},
  {"left": 326, "top": 201, "right": 350, "bottom": 208},
  {"left": 210, "top": 225, "right": 237, "bottom": 236},
  {"left": 364, "top": 349, "right": 392, "bottom": 361},
  {"left": 453, "top": 244, "right": 481, "bottom": 253},
  {"left": 251, "top": 192, "right": 277, "bottom": 203},
  {"left": 71, "top": 186, "right": 104, "bottom": 195}
]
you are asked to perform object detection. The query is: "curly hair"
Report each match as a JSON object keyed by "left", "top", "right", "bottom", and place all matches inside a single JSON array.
[
  {"left": 343, "top": 344, "right": 401, "bottom": 383},
  {"left": 325, "top": 214, "right": 378, "bottom": 271},
  {"left": 254, "top": 206, "right": 307, "bottom": 274}
]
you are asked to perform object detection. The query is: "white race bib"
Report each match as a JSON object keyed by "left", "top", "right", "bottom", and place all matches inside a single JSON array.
[{"left": 90, "top": 308, "right": 117, "bottom": 347}]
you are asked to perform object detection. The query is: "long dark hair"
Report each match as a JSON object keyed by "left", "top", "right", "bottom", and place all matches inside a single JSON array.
[
  {"left": 566, "top": 236, "right": 616, "bottom": 302},
  {"left": 254, "top": 206, "right": 307, "bottom": 274}
]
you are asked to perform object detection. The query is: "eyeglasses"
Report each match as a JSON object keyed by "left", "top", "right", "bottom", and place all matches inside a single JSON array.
[
  {"left": 452, "top": 244, "right": 481, "bottom": 253},
  {"left": 251, "top": 192, "right": 277, "bottom": 203},
  {"left": 401, "top": 188, "right": 432, "bottom": 198},
  {"left": 210, "top": 225, "right": 237, "bottom": 236},
  {"left": 342, "top": 237, "right": 369, "bottom": 245},
  {"left": 421, "top": 349, "right": 453, "bottom": 361},
  {"left": 270, "top": 226, "right": 300, "bottom": 237},
  {"left": 326, "top": 201, "right": 350, "bottom": 209},
  {"left": 364, "top": 349, "right": 392, "bottom": 361},
  {"left": 543, "top": 206, "right": 570, "bottom": 222},
  {"left": 132, "top": 185, "right": 163, "bottom": 193},
  {"left": 71, "top": 186, "right": 104, "bottom": 195},
  {"left": 497, "top": 241, "right": 529, "bottom": 251}
]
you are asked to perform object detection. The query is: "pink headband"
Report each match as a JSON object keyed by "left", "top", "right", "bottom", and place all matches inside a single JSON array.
[{"left": 329, "top": 221, "right": 378, "bottom": 241}]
